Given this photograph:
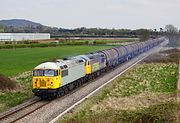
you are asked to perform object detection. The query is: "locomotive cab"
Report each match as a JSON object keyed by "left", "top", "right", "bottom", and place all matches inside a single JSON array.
[{"left": 32, "top": 62, "right": 61, "bottom": 98}]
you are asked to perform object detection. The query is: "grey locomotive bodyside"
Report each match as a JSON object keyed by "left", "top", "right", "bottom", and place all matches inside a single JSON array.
[{"left": 59, "top": 60, "right": 86, "bottom": 86}]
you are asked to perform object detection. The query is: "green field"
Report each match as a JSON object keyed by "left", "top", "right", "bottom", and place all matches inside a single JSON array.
[{"left": 0, "top": 45, "right": 114, "bottom": 76}]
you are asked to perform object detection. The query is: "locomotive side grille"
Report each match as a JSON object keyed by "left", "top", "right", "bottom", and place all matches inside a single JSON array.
[{"left": 40, "top": 80, "right": 46, "bottom": 87}]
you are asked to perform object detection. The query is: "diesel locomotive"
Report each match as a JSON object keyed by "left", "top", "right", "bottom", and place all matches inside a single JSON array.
[{"left": 32, "top": 37, "right": 167, "bottom": 99}]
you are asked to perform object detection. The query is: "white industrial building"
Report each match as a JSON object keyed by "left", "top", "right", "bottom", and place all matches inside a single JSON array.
[{"left": 0, "top": 33, "right": 50, "bottom": 41}]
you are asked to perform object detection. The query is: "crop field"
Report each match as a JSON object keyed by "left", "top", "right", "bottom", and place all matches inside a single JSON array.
[
  {"left": 0, "top": 45, "right": 114, "bottom": 76},
  {"left": 60, "top": 63, "right": 179, "bottom": 123}
]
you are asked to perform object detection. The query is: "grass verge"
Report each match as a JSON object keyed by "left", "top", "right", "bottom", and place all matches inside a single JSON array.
[
  {"left": 60, "top": 63, "right": 178, "bottom": 123},
  {"left": 62, "top": 102, "right": 180, "bottom": 123},
  {"left": 0, "top": 72, "right": 32, "bottom": 112}
]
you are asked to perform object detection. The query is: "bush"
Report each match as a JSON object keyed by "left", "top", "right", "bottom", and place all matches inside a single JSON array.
[{"left": 0, "top": 74, "right": 17, "bottom": 91}]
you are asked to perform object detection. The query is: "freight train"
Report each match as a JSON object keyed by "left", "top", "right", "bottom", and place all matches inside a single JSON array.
[{"left": 32, "top": 37, "right": 166, "bottom": 99}]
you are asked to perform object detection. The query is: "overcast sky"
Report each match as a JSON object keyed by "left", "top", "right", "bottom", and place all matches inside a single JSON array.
[{"left": 0, "top": 0, "right": 179, "bottom": 30}]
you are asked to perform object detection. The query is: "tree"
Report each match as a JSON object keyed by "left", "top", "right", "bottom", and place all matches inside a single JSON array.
[
  {"left": 165, "top": 24, "right": 178, "bottom": 34},
  {"left": 136, "top": 29, "right": 150, "bottom": 42},
  {"left": 165, "top": 24, "right": 180, "bottom": 47}
]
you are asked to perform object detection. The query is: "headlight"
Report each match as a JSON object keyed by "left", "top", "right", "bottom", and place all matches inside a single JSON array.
[{"left": 34, "top": 81, "right": 37, "bottom": 87}]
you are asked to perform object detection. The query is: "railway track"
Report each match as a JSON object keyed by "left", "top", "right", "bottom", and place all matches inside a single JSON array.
[{"left": 0, "top": 98, "right": 50, "bottom": 123}]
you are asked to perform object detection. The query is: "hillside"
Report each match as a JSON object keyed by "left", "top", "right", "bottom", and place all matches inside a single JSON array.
[
  {"left": 0, "top": 19, "right": 151, "bottom": 38},
  {"left": 0, "top": 19, "right": 42, "bottom": 27}
]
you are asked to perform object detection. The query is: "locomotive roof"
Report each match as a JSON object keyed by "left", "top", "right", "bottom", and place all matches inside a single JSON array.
[
  {"left": 56, "top": 58, "right": 84, "bottom": 68},
  {"left": 34, "top": 62, "right": 59, "bottom": 70},
  {"left": 71, "top": 55, "right": 90, "bottom": 61}
]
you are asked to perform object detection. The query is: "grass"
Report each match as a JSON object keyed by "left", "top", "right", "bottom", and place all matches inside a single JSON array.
[
  {"left": 61, "top": 102, "right": 180, "bottom": 123},
  {"left": 0, "top": 45, "right": 113, "bottom": 76},
  {"left": 109, "top": 63, "right": 177, "bottom": 97},
  {"left": 60, "top": 63, "right": 178, "bottom": 123},
  {"left": 0, "top": 91, "right": 33, "bottom": 112}
]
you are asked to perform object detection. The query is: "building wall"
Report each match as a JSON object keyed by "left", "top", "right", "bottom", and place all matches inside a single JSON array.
[{"left": 0, "top": 33, "right": 50, "bottom": 41}]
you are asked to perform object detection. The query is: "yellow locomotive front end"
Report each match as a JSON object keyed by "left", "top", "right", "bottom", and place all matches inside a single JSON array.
[
  {"left": 32, "top": 62, "right": 61, "bottom": 98},
  {"left": 33, "top": 69, "right": 60, "bottom": 89}
]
